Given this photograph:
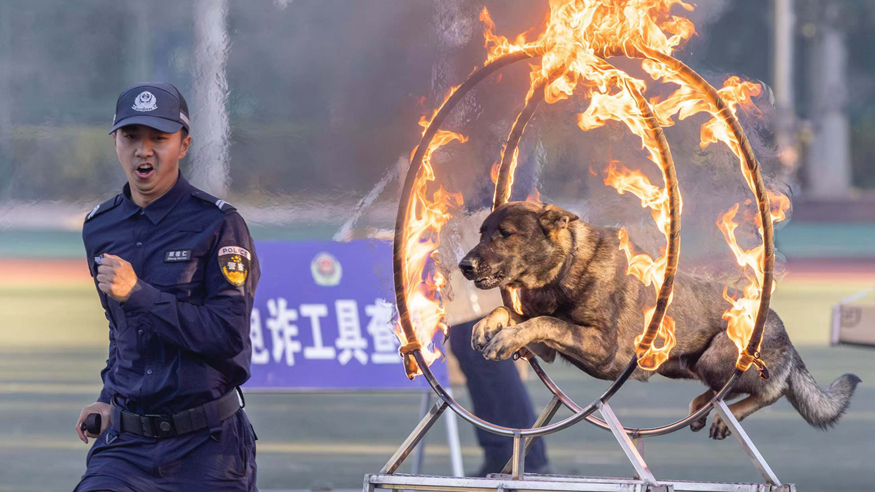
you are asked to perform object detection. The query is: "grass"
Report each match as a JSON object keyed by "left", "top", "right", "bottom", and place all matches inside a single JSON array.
[
  {"left": 0, "top": 346, "right": 871, "bottom": 491},
  {"left": 0, "top": 268, "right": 872, "bottom": 490},
  {"left": 768, "top": 280, "right": 873, "bottom": 345},
  {"left": 0, "top": 285, "right": 108, "bottom": 349}
]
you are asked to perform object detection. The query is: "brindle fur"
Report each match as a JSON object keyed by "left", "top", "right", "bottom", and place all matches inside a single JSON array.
[{"left": 459, "top": 201, "right": 861, "bottom": 439}]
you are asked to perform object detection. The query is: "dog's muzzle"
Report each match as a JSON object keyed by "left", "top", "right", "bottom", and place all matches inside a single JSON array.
[
  {"left": 460, "top": 256, "right": 506, "bottom": 289},
  {"left": 459, "top": 257, "right": 478, "bottom": 279}
]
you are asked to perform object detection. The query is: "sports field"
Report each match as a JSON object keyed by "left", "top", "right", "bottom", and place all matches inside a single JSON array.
[{"left": 0, "top": 230, "right": 873, "bottom": 491}]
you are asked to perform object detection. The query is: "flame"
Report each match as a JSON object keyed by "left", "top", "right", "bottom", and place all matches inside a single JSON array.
[
  {"left": 490, "top": 161, "right": 501, "bottom": 184},
  {"left": 640, "top": 45, "right": 783, "bottom": 368},
  {"left": 482, "top": 0, "right": 778, "bottom": 370},
  {"left": 508, "top": 287, "right": 524, "bottom": 315},
  {"left": 480, "top": 1, "right": 697, "bottom": 82},
  {"left": 480, "top": 7, "right": 537, "bottom": 65},
  {"left": 607, "top": 165, "right": 678, "bottom": 370},
  {"left": 716, "top": 190, "right": 789, "bottom": 359},
  {"left": 526, "top": 187, "right": 542, "bottom": 204},
  {"left": 492, "top": 141, "right": 521, "bottom": 207},
  {"left": 716, "top": 203, "right": 764, "bottom": 357},
  {"left": 643, "top": 63, "right": 779, "bottom": 368},
  {"left": 481, "top": 0, "right": 701, "bottom": 371},
  {"left": 767, "top": 189, "right": 791, "bottom": 224},
  {"left": 650, "top": 66, "right": 777, "bottom": 369},
  {"left": 640, "top": 306, "right": 676, "bottom": 369},
  {"left": 399, "top": 1, "right": 779, "bottom": 376},
  {"left": 396, "top": 100, "right": 467, "bottom": 373}
]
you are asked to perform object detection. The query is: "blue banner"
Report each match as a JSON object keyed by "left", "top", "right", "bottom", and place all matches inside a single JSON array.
[{"left": 245, "top": 239, "right": 448, "bottom": 391}]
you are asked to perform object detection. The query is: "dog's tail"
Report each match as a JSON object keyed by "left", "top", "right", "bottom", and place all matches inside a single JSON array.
[{"left": 786, "top": 352, "right": 861, "bottom": 429}]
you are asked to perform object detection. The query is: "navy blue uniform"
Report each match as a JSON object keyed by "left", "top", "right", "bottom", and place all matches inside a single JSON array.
[{"left": 76, "top": 173, "right": 260, "bottom": 492}]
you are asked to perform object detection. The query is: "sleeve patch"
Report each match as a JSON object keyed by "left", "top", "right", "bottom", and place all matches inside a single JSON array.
[{"left": 218, "top": 246, "right": 251, "bottom": 286}]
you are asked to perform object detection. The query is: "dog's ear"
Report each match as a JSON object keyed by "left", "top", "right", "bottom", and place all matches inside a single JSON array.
[{"left": 539, "top": 205, "right": 579, "bottom": 233}]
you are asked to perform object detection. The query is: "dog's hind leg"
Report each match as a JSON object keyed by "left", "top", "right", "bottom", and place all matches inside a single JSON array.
[
  {"left": 709, "top": 392, "right": 781, "bottom": 440},
  {"left": 689, "top": 388, "right": 716, "bottom": 432}
]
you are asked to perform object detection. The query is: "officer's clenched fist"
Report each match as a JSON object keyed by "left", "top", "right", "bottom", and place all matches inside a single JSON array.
[{"left": 96, "top": 254, "right": 137, "bottom": 303}]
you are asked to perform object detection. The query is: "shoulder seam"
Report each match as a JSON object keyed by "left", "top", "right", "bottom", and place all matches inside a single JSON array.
[
  {"left": 191, "top": 190, "right": 237, "bottom": 213},
  {"left": 84, "top": 195, "right": 122, "bottom": 223}
]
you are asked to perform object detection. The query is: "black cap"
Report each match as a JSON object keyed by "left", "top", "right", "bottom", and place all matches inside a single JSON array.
[{"left": 109, "top": 82, "right": 190, "bottom": 135}]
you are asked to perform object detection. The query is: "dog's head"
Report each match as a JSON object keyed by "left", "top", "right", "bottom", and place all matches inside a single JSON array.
[{"left": 459, "top": 201, "right": 579, "bottom": 290}]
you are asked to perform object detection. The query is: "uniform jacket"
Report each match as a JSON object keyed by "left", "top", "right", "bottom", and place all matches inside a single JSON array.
[{"left": 82, "top": 173, "right": 260, "bottom": 415}]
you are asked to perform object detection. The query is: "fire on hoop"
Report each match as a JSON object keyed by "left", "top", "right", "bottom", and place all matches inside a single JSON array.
[{"left": 394, "top": 0, "right": 791, "bottom": 378}]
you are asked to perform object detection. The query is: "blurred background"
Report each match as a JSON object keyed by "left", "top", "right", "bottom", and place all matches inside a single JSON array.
[{"left": 0, "top": 0, "right": 872, "bottom": 490}]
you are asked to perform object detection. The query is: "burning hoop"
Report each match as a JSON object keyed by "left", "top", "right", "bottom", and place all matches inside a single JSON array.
[
  {"left": 393, "top": 52, "right": 633, "bottom": 439},
  {"left": 391, "top": 0, "right": 783, "bottom": 448}
]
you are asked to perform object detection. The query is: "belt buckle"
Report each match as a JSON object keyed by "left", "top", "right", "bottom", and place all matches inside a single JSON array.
[{"left": 142, "top": 414, "right": 174, "bottom": 438}]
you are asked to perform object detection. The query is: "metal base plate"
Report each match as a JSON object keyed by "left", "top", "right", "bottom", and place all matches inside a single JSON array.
[{"left": 365, "top": 473, "right": 795, "bottom": 492}]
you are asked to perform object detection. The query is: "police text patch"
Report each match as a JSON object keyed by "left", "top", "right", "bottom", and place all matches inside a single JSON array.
[
  {"left": 165, "top": 250, "right": 192, "bottom": 262},
  {"left": 218, "top": 246, "right": 251, "bottom": 286}
]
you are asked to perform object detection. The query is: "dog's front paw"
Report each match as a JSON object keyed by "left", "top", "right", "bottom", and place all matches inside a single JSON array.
[
  {"left": 690, "top": 416, "right": 708, "bottom": 432},
  {"left": 472, "top": 307, "right": 513, "bottom": 351},
  {"left": 709, "top": 417, "right": 732, "bottom": 440},
  {"left": 481, "top": 327, "right": 529, "bottom": 361}
]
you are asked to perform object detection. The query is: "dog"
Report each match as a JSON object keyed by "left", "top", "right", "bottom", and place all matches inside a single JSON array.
[{"left": 459, "top": 201, "right": 860, "bottom": 439}]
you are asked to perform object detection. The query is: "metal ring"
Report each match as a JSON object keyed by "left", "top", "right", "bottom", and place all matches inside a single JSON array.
[
  {"left": 490, "top": 55, "right": 704, "bottom": 435},
  {"left": 638, "top": 48, "right": 775, "bottom": 371},
  {"left": 394, "top": 45, "right": 775, "bottom": 438},
  {"left": 492, "top": 56, "right": 681, "bottom": 364},
  {"left": 530, "top": 357, "right": 742, "bottom": 437},
  {"left": 394, "top": 51, "right": 640, "bottom": 438},
  {"left": 491, "top": 50, "right": 774, "bottom": 435}
]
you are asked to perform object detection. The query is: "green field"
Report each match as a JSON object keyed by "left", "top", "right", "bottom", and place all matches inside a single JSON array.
[
  {"left": 0, "top": 285, "right": 108, "bottom": 348},
  {"left": 1, "top": 218, "right": 873, "bottom": 490},
  {"left": 0, "top": 346, "right": 871, "bottom": 491},
  {"left": 0, "top": 276, "right": 873, "bottom": 490}
]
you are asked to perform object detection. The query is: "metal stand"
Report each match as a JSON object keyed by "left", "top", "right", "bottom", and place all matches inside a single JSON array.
[
  {"left": 382, "top": 390, "right": 464, "bottom": 477},
  {"left": 597, "top": 402, "right": 656, "bottom": 485},
  {"left": 369, "top": 396, "right": 794, "bottom": 492},
  {"left": 500, "top": 396, "right": 562, "bottom": 475},
  {"left": 713, "top": 400, "right": 782, "bottom": 486},
  {"left": 411, "top": 392, "right": 433, "bottom": 475}
]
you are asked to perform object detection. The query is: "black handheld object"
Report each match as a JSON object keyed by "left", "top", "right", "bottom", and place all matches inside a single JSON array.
[{"left": 81, "top": 413, "right": 102, "bottom": 435}]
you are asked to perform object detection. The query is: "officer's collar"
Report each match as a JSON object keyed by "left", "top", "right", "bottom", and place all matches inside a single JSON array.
[{"left": 121, "top": 172, "right": 192, "bottom": 225}]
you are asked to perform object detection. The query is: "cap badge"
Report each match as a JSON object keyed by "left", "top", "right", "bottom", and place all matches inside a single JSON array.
[{"left": 132, "top": 91, "right": 158, "bottom": 112}]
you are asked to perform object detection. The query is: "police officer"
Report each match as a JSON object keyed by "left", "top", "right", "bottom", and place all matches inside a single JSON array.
[{"left": 74, "top": 82, "right": 260, "bottom": 492}]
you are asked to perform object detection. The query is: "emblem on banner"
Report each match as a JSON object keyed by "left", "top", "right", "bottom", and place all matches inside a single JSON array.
[
  {"left": 311, "top": 252, "right": 342, "bottom": 286},
  {"left": 132, "top": 91, "right": 158, "bottom": 112},
  {"left": 218, "top": 246, "right": 251, "bottom": 286}
]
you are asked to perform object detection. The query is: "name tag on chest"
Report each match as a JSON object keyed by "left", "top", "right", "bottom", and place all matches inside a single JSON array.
[{"left": 165, "top": 250, "right": 193, "bottom": 262}]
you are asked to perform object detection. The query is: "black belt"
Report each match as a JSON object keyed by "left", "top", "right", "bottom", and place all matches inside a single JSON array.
[{"left": 114, "top": 388, "right": 243, "bottom": 439}]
